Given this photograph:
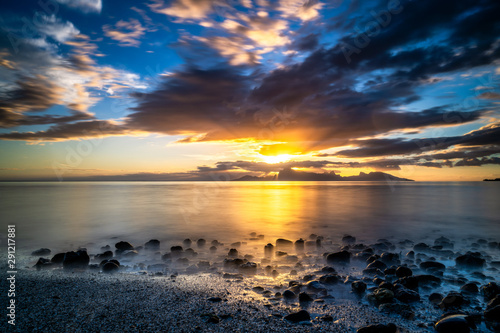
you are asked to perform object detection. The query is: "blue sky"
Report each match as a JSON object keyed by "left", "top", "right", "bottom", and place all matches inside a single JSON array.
[{"left": 0, "top": 0, "right": 499, "bottom": 180}]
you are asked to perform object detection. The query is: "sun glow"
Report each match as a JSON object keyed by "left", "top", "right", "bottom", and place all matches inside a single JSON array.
[{"left": 261, "top": 154, "right": 293, "bottom": 164}]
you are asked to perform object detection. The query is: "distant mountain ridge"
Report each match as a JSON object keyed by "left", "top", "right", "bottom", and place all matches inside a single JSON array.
[{"left": 232, "top": 167, "right": 414, "bottom": 181}]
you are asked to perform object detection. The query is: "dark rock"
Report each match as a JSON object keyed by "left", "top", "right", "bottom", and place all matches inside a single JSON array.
[
  {"left": 306, "top": 281, "right": 325, "bottom": 292},
  {"left": 384, "top": 268, "right": 396, "bottom": 276},
  {"left": 367, "top": 260, "right": 387, "bottom": 270},
  {"left": 439, "top": 292, "right": 466, "bottom": 309},
  {"left": 284, "top": 310, "right": 310, "bottom": 323},
  {"left": 379, "top": 282, "right": 393, "bottom": 291},
  {"left": 100, "top": 245, "right": 111, "bottom": 251},
  {"left": 102, "top": 262, "right": 119, "bottom": 273},
  {"left": 395, "top": 276, "right": 419, "bottom": 290},
  {"left": 481, "top": 282, "right": 500, "bottom": 301},
  {"left": 50, "top": 253, "right": 66, "bottom": 264},
  {"left": 264, "top": 243, "right": 274, "bottom": 257},
  {"left": 295, "top": 239, "right": 305, "bottom": 252},
  {"left": 321, "top": 266, "right": 336, "bottom": 273},
  {"left": 121, "top": 250, "right": 138, "bottom": 257},
  {"left": 379, "top": 303, "right": 414, "bottom": 319},
  {"left": 145, "top": 239, "right": 160, "bottom": 250},
  {"left": 276, "top": 238, "right": 293, "bottom": 249},
  {"left": 420, "top": 261, "right": 446, "bottom": 271},
  {"left": 414, "top": 243, "right": 430, "bottom": 252},
  {"left": 115, "top": 241, "right": 134, "bottom": 253},
  {"left": 196, "top": 239, "right": 206, "bottom": 247},
  {"left": 320, "top": 315, "right": 333, "bottom": 322},
  {"left": 435, "top": 314, "right": 471, "bottom": 333},
  {"left": 62, "top": 250, "right": 90, "bottom": 269},
  {"left": 460, "top": 283, "right": 479, "bottom": 294},
  {"left": 171, "top": 246, "right": 183, "bottom": 253},
  {"left": 380, "top": 253, "right": 399, "bottom": 265},
  {"left": 456, "top": 252, "right": 485, "bottom": 269},
  {"left": 209, "top": 246, "right": 217, "bottom": 253},
  {"left": 95, "top": 251, "right": 113, "bottom": 260},
  {"left": 208, "top": 297, "right": 222, "bottom": 302},
  {"left": 183, "top": 239, "right": 192, "bottom": 247},
  {"left": 352, "top": 281, "right": 367, "bottom": 293},
  {"left": 429, "top": 292, "right": 443, "bottom": 305},
  {"left": 32, "top": 248, "right": 51, "bottom": 256},
  {"left": 342, "top": 235, "right": 356, "bottom": 244},
  {"left": 487, "top": 295, "right": 500, "bottom": 309},
  {"left": 319, "top": 274, "right": 340, "bottom": 285},
  {"left": 394, "top": 287, "right": 420, "bottom": 303},
  {"left": 238, "top": 261, "right": 257, "bottom": 274},
  {"left": 34, "top": 258, "right": 53, "bottom": 270},
  {"left": 283, "top": 290, "right": 295, "bottom": 299},
  {"left": 326, "top": 251, "right": 351, "bottom": 265},
  {"left": 357, "top": 323, "right": 397, "bottom": 333},
  {"left": 228, "top": 248, "right": 238, "bottom": 258},
  {"left": 367, "top": 288, "right": 394, "bottom": 305},
  {"left": 435, "top": 236, "right": 454, "bottom": 249},
  {"left": 406, "top": 251, "right": 415, "bottom": 259},
  {"left": 485, "top": 305, "right": 500, "bottom": 322},
  {"left": 395, "top": 266, "right": 412, "bottom": 278},
  {"left": 299, "top": 292, "right": 313, "bottom": 302},
  {"left": 415, "top": 274, "right": 442, "bottom": 287}
]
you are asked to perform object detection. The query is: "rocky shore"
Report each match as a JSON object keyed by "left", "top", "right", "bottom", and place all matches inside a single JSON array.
[{"left": 5, "top": 233, "right": 500, "bottom": 332}]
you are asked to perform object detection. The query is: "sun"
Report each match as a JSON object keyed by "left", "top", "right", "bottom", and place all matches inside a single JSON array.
[{"left": 261, "top": 154, "right": 293, "bottom": 164}]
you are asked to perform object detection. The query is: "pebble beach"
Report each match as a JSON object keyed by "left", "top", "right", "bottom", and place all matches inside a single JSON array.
[{"left": 4, "top": 233, "right": 500, "bottom": 332}]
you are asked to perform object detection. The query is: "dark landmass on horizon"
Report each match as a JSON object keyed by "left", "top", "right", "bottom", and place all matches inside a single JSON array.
[
  {"left": 483, "top": 178, "right": 500, "bottom": 181},
  {"left": 233, "top": 168, "right": 413, "bottom": 181}
]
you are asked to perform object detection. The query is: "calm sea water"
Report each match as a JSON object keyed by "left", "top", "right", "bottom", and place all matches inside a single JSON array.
[{"left": 1, "top": 181, "right": 499, "bottom": 253}]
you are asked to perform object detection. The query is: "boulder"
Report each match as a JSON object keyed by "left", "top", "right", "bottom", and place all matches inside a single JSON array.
[
  {"left": 326, "top": 251, "right": 351, "bottom": 265},
  {"left": 357, "top": 323, "right": 397, "bottom": 333},
  {"left": 31, "top": 248, "right": 51, "bottom": 256},
  {"left": 145, "top": 239, "right": 160, "bottom": 250},
  {"left": 435, "top": 314, "right": 471, "bottom": 333},
  {"left": 62, "top": 250, "right": 90, "bottom": 269},
  {"left": 455, "top": 252, "right": 485, "bottom": 269},
  {"left": 284, "top": 310, "right": 310, "bottom": 323}
]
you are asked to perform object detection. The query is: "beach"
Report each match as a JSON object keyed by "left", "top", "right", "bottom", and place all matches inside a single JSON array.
[{"left": 4, "top": 232, "right": 500, "bottom": 332}]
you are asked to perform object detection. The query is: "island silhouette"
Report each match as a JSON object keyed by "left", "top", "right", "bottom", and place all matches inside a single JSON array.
[{"left": 232, "top": 167, "right": 414, "bottom": 181}]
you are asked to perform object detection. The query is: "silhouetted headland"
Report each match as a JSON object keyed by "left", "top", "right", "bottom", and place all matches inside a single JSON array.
[
  {"left": 483, "top": 178, "right": 500, "bottom": 181},
  {"left": 232, "top": 167, "right": 414, "bottom": 181}
]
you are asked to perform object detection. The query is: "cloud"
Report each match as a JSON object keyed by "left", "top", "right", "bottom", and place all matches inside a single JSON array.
[
  {"left": 55, "top": 0, "right": 102, "bottom": 13},
  {"left": 149, "top": 0, "right": 216, "bottom": 20},
  {"left": 36, "top": 14, "right": 80, "bottom": 42},
  {"left": 278, "top": 0, "right": 324, "bottom": 21},
  {"left": 103, "top": 19, "right": 146, "bottom": 47},
  {"left": 478, "top": 92, "right": 500, "bottom": 100}
]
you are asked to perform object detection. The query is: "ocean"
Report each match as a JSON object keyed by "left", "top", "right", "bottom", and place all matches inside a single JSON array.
[{"left": 1, "top": 181, "right": 499, "bottom": 255}]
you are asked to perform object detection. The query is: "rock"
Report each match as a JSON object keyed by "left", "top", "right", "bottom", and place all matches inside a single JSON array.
[
  {"left": 115, "top": 241, "right": 134, "bottom": 253},
  {"left": 145, "top": 239, "right": 160, "bottom": 250},
  {"left": 121, "top": 250, "right": 138, "bottom": 258},
  {"left": 276, "top": 238, "right": 293, "bottom": 249},
  {"left": 435, "top": 314, "right": 471, "bottom": 333},
  {"left": 63, "top": 250, "right": 90, "bottom": 269},
  {"left": 95, "top": 251, "right": 113, "bottom": 260},
  {"left": 406, "top": 250, "right": 415, "bottom": 259},
  {"left": 283, "top": 290, "right": 295, "bottom": 299},
  {"left": 284, "top": 310, "right": 310, "bottom": 323},
  {"left": 34, "top": 258, "right": 53, "bottom": 270},
  {"left": 429, "top": 292, "right": 443, "bottom": 305},
  {"left": 455, "top": 252, "right": 485, "bottom": 269},
  {"left": 414, "top": 243, "right": 430, "bottom": 252},
  {"left": 208, "top": 297, "right": 222, "bottom": 302},
  {"left": 209, "top": 246, "right": 217, "bottom": 253},
  {"left": 487, "top": 295, "right": 500, "bottom": 309},
  {"left": 320, "top": 315, "right": 333, "bottom": 321},
  {"left": 295, "top": 239, "right": 305, "bottom": 252},
  {"left": 380, "top": 253, "right": 399, "bottom": 265},
  {"left": 420, "top": 261, "right": 446, "bottom": 271},
  {"left": 394, "top": 287, "right": 420, "bottom": 303},
  {"left": 460, "top": 283, "right": 479, "bottom": 294},
  {"left": 100, "top": 245, "right": 111, "bottom": 251},
  {"left": 357, "top": 323, "right": 397, "bottom": 333},
  {"left": 485, "top": 305, "right": 500, "bottom": 322},
  {"left": 102, "top": 262, "right": 119, "bottom": 273},
  {"left": 379, "top": 303, "right": 414, "bottom": 319},
  {"left": 352, "top": 281, "right": 367, "bottom": 293},
  {"left": 196, "top": 239, "right": 206, "bottom": 247},
  {"left": 367, "top": 260, "right": 387, "bottom": 270},
  {"left": 32, "top": 248, "right": 51, "bottom": 256},
  {"left": 326, "top": 251, "right": 351, "bottom": 265},
  {"left": 439, "top": 292, "right": 466, "bottom": 309},
  {"left": 415, "top": 274, "right": 442, "bottom": 287},
  {"left": 306, "top": 281, "right": 325, "bottom": 292},
  {"left": 228, "top": 248, "right": 238, "bottom": 258},
  {"left": 299, "top": 292, "right": 313, "bottom": 302},
  {"left": 435, "top": 236, "right": 454, "bottom": 249},
  {"left": 342, "top": 235, "right": 356, "bottom": 244},
  {"left": 238, "top": 261, "right": 257, "bottom": 275},
  {"left": 264, "top": 244, "right": 274, "bottom": 258},
  {"left": 367, "top": 288, "right": 394, "bottom": 305},
  {"left": 396, "top": 266, "right": 412, "bottom": 278},
  {"left": 481, "top": 282, "right": 500, "bottom": 301},
  {"left": 50, "top": 253, "right": 65, "bottom": 264},
  {"left": 183, "top": 239, "right": 192, "bottom": 247},
  {"left": 319, "top": 274, "right": 340, "bottom": 285}
]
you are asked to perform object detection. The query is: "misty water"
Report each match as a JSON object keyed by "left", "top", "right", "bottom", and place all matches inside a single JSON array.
[{"left": 1, "top": 181, "right": 499, "bottom": 254}]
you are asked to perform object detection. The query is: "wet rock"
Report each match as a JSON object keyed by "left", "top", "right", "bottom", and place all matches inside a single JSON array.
[
  {"left": 100, "top": 245, "right": 111, "bottom": 251},
  {"left": 485, "top": 305, "right": 500, "bottom": 322},
  {"left": 395, "top": 266, "right": 412, "bottom": 278},
  {"left": 429, "top": 292, "right": 443, "bottom": 305},
  {"left": 380, "top": 253, "right": 399, "bottom": 265},
  {"left": 455, "top": 252, "right": 485, "bottom": 269},
  {"left": 238, "top": 261, "right": 257, "bottom": 275},
  {"left": 145, "top": 239, "right": 160, "bottom": 250},
  {"left": 414, "top": 243, "right": 430, "bottom": 252},
  {"left": 394, "top": 286, "right": 420, "bottom": 303},
  {"left": 363, "top": 267, "right": 384, "bottom": 277},
  {"left": 115, "top": 241, "right": 134, "bottom": 254},
  {"left": 321, "top": 266, "right": 336, "bottom": 273},
  {"left": 420, "top": 261, "right": 446, "bottom": 271},
  {"left": 367, "top": 260, "right": 387, "bottom": 270},
  {"left": 435, "top": 236, "right": 454, "bottom": 249},
  {"left": 34, "top": 258, "right": 53, "bottom": 270},
  {"left": 95, "top": 251, "right": 113, "bottom": 260},
  {"left": 32, "top": 248, "right": 51, "bottom": 256},
  {"left": 102, "top": 261, "right": 119, "bottom": 273},
  {"left": 299, "top": 292, "right": 313, "bottom": 302},
  {"left": 50, "top": 253, "right": 65, "bottom": 264},
  {"left": 357, "top": 323, "right": 397, "bottom": 333},
  {"left": 63, "top": 250, "right": 90, "bottom": 269},
  {"left": 208, "top": 297, "right": 222, "bottom": 302},
  {"left": 395, "top": 276, "right": 419, "bottom": 290},
  {"left": 228, "top": 248, "right": 238, "bottom": 258},
  {"left": 283, "top": 290, "right": 295, "bottom": 299},
  {"left": 342, "top": 235, "right": 356, "bottom": 244},
  {"left": 367, "top": 288, "right": 394, "bottom": 305},
  {"left": 320, "top": 315, "right": 333, "bottom": 322},
  {"left": 319, "top": 274, "right": 340, "bottom": 285},
  {"left": 276, "top": 238, "right": 293, "bottom": 249},
  {"left": 284, "top": 310, "right": 310, "bottom": 323},
  {"left": 481, "top": 282, "right": 500, "bottom": 301},
  {"left": 439, "top": 292, "right": 466, "bottom": 309},
  {"left": 460, "top": 283, "right": 479, "bottom": 294},
  {"left": 406, "top": 251, "right": 415, "bottom": 259},
  {"left": 121, "top": 250, "right": 138, "bottom": 258},
  {"left": 295, "top": 239, "right": 305, "bottom": 252},
  {"left": 196, "top": 239, "right": 206, "bottom": 247},
  {"left": 326, "top": 251, "right": 351, "bottom": 265},
  {"left": 202, "top": 313, "right": 220, "bottom": 324},
  {"left": 182, "top": 239, "right": 192, "bottom": 247},
  {"left": 435, "top": 314, "right": 471, "bottom": 333},
  {"left": 384, "top": 268, "right": 396, "bottom": 276},
  {"left": 415, "top": 274, "right": 442, "bottom": 287},
  {"left": 209, "top": 246, "right": 217, "bottom": 253},
  {"left": 263, "top": 243, "right": 274, "bottom": 258},
  {"left": 306, "top": 281, "right": 325, "bottom": 292},
  {"left": 379, "top": 303, "right": 414, "bottom": 319},
  {"left": 352, "top": 281, "right": 367, "bottom": 293},
  {"left": 487, "top": 295, "right": 500, "bottom": 309}
]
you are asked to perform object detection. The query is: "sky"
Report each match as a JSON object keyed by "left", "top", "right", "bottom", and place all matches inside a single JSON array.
[{"left": 0, "top": 0, "right": 499, "bottom": 181}]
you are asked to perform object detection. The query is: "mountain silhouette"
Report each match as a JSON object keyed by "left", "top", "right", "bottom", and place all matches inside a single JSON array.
[{"left": 232, "top": 167, "right": 413, "bottom": 181}]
